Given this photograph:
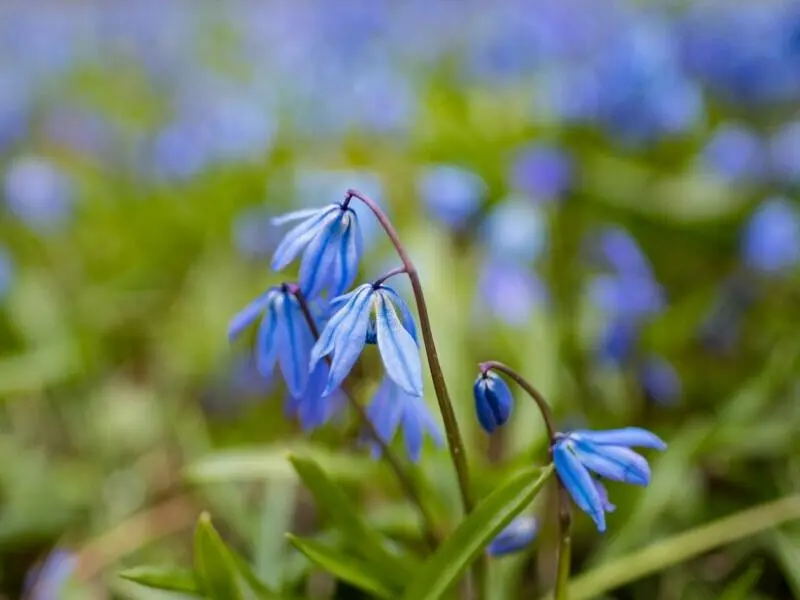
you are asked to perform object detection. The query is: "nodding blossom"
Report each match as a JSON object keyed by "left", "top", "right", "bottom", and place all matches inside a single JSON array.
[
  {"left": 473, "top": 371, "right": 514, "bottom": 434},
  {"left": 487, "top": 516, "right": 539, "bottom": 557}
]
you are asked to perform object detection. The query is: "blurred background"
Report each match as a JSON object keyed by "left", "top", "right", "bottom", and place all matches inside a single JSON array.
[{"left": 1, "top": 0, "right": 800, "bottom": 598}]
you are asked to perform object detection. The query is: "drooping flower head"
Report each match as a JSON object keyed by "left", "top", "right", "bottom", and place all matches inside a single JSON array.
[
  {"left": 366, "top": 377, "right": 443, "bottom": 463},
  {"left": 473, "top": 371, "right": 514, "bottom": 434},
  {"left": 740, "top": 197, "right": 800, "bottom": 274},
  {"left": 486, "top": 516, "right": 538, "bottom": 557},
  {"left": 285, "top": 362, "right": 347, "bottom": 432},
  {"left": 553, "top": 427, "right": 666, "bottom": 532},
  {"left": 228, "top": 285, "right": 316, "bottom": 399},
  {"left": 271, "top": 200, "right": 363, "bottom": 300},
  {"left": 310, "top": 282, "right": 422, "bottom": 397}
]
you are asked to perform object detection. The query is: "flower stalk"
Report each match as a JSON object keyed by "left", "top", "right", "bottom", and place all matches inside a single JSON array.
[
  {"left": 345, "top": 189, "right": 485, "bottom": 598},
  {"left": 478, "top": 360, "right": 572, "bottom": 599},
  {"left": 287, "top": 283, "right": 440, "bottom": 550}
]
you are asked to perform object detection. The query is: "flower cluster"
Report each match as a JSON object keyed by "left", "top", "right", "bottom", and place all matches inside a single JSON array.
[{"left": 229, "top": 197, "right": 441, "bottom": 457}]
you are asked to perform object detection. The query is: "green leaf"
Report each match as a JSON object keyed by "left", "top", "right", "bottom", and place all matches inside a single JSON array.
[
  {"left": 287, "top": 535, "right": 397, "bottom": 600},
  {"left": 403, "top": 465, "right": 553, "bottom": 600},
  {"left": 255, "top": 482, "right": 297, "bottom": 589},
  {"left": 119, "top": 567, "right": 201, "bottom": 594},
  {"left": 769, "top": 530, "right": 800, "bottom": 598},
  {"left": 194, "top": 513, "right": 244, "bottom": 600},
  {"left": 288, "top": 454, "right": 416, "bottom": 587}
]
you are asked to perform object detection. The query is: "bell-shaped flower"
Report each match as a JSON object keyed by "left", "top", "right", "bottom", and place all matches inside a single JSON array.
[
  {"left": 553, "top": 427, "right": 666, "bottom": 532},
  {"left": 365, "top": 378, "right": 443, "bottom": 462},
  {"left": 284, "top": 362, "right": 346, "bottom": 432},
  {"left": 473, "top": 371, "right": 514, "bottom": 433},
  {"left": 486, "top": 516, "right": 538, "bottom": 557},
  {"left": 228, "top": 286, "right": 315, "bottom": 399},
  {"left": 310, "top": 283, "right": 423, "bottom": 397},
  {"left": 740, "top": 197, "right": 800, "bottom": 274},
  {"left": 271, "top": 202, "right": 363, "bottom": 300}
]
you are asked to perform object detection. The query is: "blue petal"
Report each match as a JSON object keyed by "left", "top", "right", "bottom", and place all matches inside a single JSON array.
[
  {"left": 309, "top": 285, "right": 371, "bottom": 371},
  {"left": 553, "top": 441, "right": 606, "bottom": 532},
  {"left": 375, "top": 291, "right": 423, "bottom": 396},
  {"left": 474, "top": 373, "right": 513, "bottom": 434},
  {"left": 271, "top": 205, "right": 340, "bottom": 270},
  {"left": 487, "top": 516, "right": 538, "bottom": 557},
  {"left": 299, "top": 211, "right": 349, "bottom": 299},
  {"left": 328, "top": 209, "right": 363, "bottom": 298},
  {"left": 276, "top": 293, "right": 315, "bottom": 398},
  {"left": 255, "top": 307, "right": 280, "bottom": 377},
  {"left": 380, "top": 285, "right": 418, "bottom": 344},
  {"left": 366, "top": 379, "right": 405, "bottom": 458},
  {"left": 271, "top": 206, "right": 328, "bottom": 226},
  {"left": 401, "top": 395, "right": 443, "bottom": 462},
  {"left": 572, "top": 427, "right": 666, "bottom": 451},
  {"left": 323, "top": 287, "right": 373, "bottom": 395},
  {"left": 592, "top": 479, "right": 616, "bottom": 513},
  {"left": 228, "top": 289, "right": 275, "bottom": 341},
  {"left": 572, "top": 441, "right": 651, "bottom": 486},
  {"left": 292, "top": 362, "right": 344, "bottom": 431}
]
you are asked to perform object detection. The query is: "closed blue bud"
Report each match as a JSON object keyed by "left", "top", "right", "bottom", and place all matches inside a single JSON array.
[
  {"left": 228, "top": 286, "right": 316, "bottom": 399},
  {"left": 473, "top": 372, "right": 514, "bottom": 434},
  {"left": 366, "top": 378, "right": 443, "bottom": 463},
  {"left": 310, "top": 283, "right": 422, "bottom": 397},
  {"left": 486, "top": 516, "right": 538, "bottom": 557},
  {"left": 740, "top": 197, "right": 800, "bottom": 274},
  {"left": 271, "top": 202, "right": 363, "bottom": 300},
  {"left": 553, "top": 427, "right": 666, "bottom": 532}
]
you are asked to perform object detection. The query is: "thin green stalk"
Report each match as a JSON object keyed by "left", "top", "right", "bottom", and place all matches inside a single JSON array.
[
  {"left": 542, "top": 494, "right": 800, "bottom": 600},
  {"left": 346, "top": 189, "right": 483, "bottom": 598},
  {"left": 288, "top": 283, "right": 440, "bottom": 551}
]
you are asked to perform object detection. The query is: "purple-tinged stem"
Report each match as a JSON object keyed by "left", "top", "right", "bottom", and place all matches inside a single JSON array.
[{"left": 373, "top": 265, "right": 407, "bottom": 288}]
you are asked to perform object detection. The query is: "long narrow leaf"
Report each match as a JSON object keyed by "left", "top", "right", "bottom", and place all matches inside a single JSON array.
[
  {"left": 119, "top": 566, "right": 201, "bottom": 595},
  {"left": 193, "top": 513, "right": 244, "bottom": 600},
  {"left": 288, "top": 535, "right": 398, "bottom": 599},
  {"left": 403, "top": 465, "right": 553, "bottom": 600},
  {"left": 288, "top": 454, "right": 416, "bottom": 587}
]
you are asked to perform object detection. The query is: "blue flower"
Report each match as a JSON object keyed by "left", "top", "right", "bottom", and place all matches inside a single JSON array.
[
  {"left": 480, "top": 196, "right": 548, "bottom": 264},
  {"left": 476, "top": 260, "right": 547, "bottom": 326},
  {"left": 553, "top": 427, "right": 666, "bottom": 532},
  {"left": 366, "top": 378, "right": 443, "bottom": 463},
  {"left": 25, "top": 549, "right": 76, "bottom": 600},
  {"left": 311, "top": 283, "right": 422, "bottom": 397},
  {"left": 228, "top": 286, "right": 315, "bottom": 399},
  {"left": 588, "top": 274, "right": 665, "bottom": 320},
  {"left": 740, "top": 197, "right": 800, "bottom": 274},
  {"left": 0, "top": 246, "right": 14, "bottom": 302},
  {"left": 417, "top": 164, "right": 487, "bottom": 229},
  {"left": 473, "top": 372, "right": 514, "bottom": 433},
  {"left": 596, "top": 319, "right": 639, "bottom": 366},
  {"left": 590, "top": 227, "right": 653, "bottom": 278},
  {"left": 285, "top": 362, "right": 347, "bottom": 432},
  {"left": 701, "top": 122, "right": 765, "bottom": 183},
  {"left": 638, "top": 356, "right": 681, "bottom": 406},
  {"left": 486, "top": 516, "right": 538, "bottom": 557},
  {"left": 3, "top": 156, "right": 74, "bottom": 232},
  {"left": 770, "top": 121, "right": 800, "bottom": 185},
  {"left": 510, "top": 144, "right": 573, "bottom": 202},
  {"left": 271, "top": 202, "right": 363, "bottom": 300}
]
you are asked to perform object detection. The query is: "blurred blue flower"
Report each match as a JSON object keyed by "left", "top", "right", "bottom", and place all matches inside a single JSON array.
[
  {"left": 480, "top": 196, "right": 548, "bottom": 263},
  {"left": 311, "top": 283, "right": 422, "bottom": 397},
  {"left": 769, "top": 121, "right": 800, "bottom": 185},
  {"left": 0, "top": 70, "right": 31, "bottom": 150},
  {"left": 285, "top": 362, "right": 347, "bottom": 432},
  {"left": 228, "top": 286, "right": 316, "bottom": 399},
  {"left": 487, "top": 516, "right": 538, "bottom": 557},
  {"left": 366, "top": 377, "right": 442, "bottom": 463},
  {"left": 232, "top": 206, "right": 282, "bottom": 260},
  {"left": 476, "top": 261, "right": 547, "bottom": 326},
  {"left": 24, "top": 549, "right": 76, "bottom": 600},
  {"left": 589, "top": 274, "right": 665, "bottom": 320},
  {"left": 3, "top": 156, "right": 74, "bottom": 232},
  {"left": 740, "top": 197, "right": 800, "bottom": 274},
  {"left": 0, "top": 247, "right": 13, "bottom": 302},
  {"left": 596, "top": 319, "right": 639, "bottom": 366},
  {"left": 638, "top": 356, "right": 681, "bottom": 406},
  {"left": 271, "top": 202, "right": 363, "bottom": 300},
  {"left": 591, "top": 227, "right": 653, "bottom": 277},
  {"left": 417, "top": 164, "right": 487, "bottom": 229},
  {"left": 510, "top": 144, "right": 573, "bottom": 201},
  {"left": 701, "top": 122, "right": 765, "bottom": 183},
  {"left": 553, "top": 427, "right": 666, "bottom": 532},
  {"left": 474, "top": 371, "right": 514, "bottom": 434}
]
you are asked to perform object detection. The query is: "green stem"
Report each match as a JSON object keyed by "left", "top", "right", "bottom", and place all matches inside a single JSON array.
[
  {"left": 478, "top": 361, "right": 571, "bottom": 598},
  {"left": 346, "top": 189, "right": 483, "bottom": 598},
  {"left": 288, "top": 284, "right": 440, "bottom": 551},
  {"left": 542, "top": 494, "right": 800, "bottom": 600}
]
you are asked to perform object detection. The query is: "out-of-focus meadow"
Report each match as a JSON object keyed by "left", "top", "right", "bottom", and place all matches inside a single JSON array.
[{"left": 1, "top": 1, "right": 800, "bottom": 599}]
